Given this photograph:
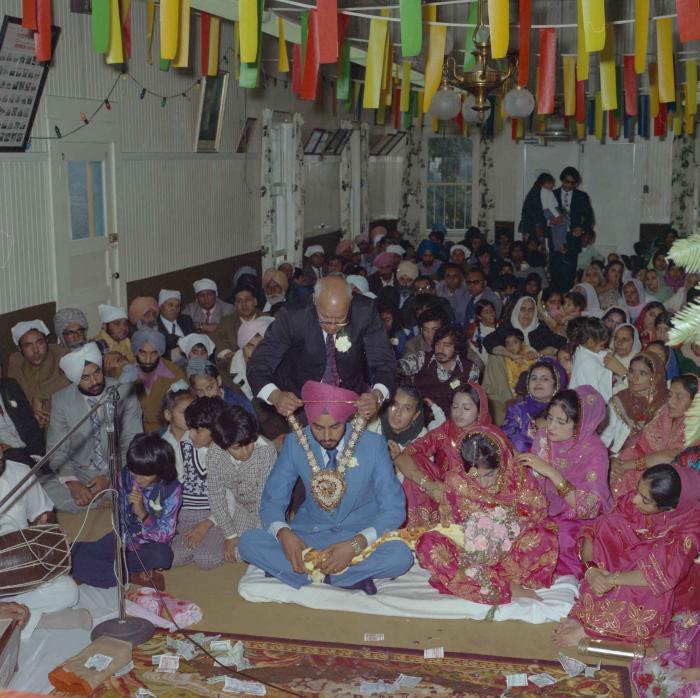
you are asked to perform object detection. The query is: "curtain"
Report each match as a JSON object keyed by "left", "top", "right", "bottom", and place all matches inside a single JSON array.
[
  {"left": 339, "top": 119, "right": 353, "bottom": 239},
  {"left": 477, "top": 133, "right": 496, "bottom": 239},
  {"left": 260, "top": 108, "right": 275, "bottom": 267},
  {"left": 671, "top": 133, "right": 698, "bottom": 237},
  {"left": 360, "top": 122, "right": 370, "bottom": 235},
  {"left": 398, "top": 127, "right": 427, "bottom": 245},
  {"left": 292, "top": 112, "right": 306, "bottom": 266}
]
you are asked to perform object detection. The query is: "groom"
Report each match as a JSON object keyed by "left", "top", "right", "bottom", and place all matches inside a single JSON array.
[{"left": 238, "top": 381, "right": 412, "bottom": 594}]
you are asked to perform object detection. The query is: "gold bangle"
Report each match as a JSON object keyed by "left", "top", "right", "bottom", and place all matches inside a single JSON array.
[
  {"left": 418, "top": 475, "right": 429, "bottom": 492},
  {"left": 610, "top": 572, "right": 620, "bottom": 587},
  {"left": 556, "top": 479, "right": 574, "bottom": 497},
  {"left": 635, "top": 456, "right": 647, "bottom": 472}
]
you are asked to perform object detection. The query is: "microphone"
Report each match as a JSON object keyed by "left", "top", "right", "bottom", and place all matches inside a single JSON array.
[{"left": 116, "top": 363, "right": 139, "bottom": 385}]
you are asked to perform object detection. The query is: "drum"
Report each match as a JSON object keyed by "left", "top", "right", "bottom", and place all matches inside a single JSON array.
[{"left": 0, "top": 525, "right": 71, "bottom": 597}]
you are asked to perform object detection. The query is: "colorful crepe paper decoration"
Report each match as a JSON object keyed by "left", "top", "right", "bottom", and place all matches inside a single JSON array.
[
  {"left": 22, "top": 0, "right": 37, "bottom": 30},
  {"left": 575, "top": 79, "right": 586, "bottom": 122},
  {"left": 623, "top": 55, "right": 638, "bottom": 116},
  {"left": 300, "top": 12, "right": 309, "bottom": 70},
  {"left": 638, "top": 94, "right": 650, "bottom": 137},
  {"left": 676, "top": 0, "right": 700, "bottom": 43},
  {"left": 581, "top": 0, "right": 606, "bottom": 53},
  {"left": 576, "top": 0, "right": 589, "bottom": 81},
  {"left": 648, "top": 63, "right": 660, "bottom": 118},
  {"left": 278, "top": 17, "right": 289, "bottom": 73},
  {"left": 92, "top": 0, "right": 110, "bottom": 54},
  {"left": 239, "top": 0, "right": 258, "bottom": 64},
  {"left": 120, "top": 0, "right": 132, "bottom": 59},
  {"left": 173, "top": 0, "right": 190, "bottom": 68},
  {"left": 364, "top": 18, "right": 389, "bottom": 109},
  {"left": 292, "top": 43, "right": 302, "bottom": 95},
  {"left": 146, "top": 0, "right": 155, "bottom": 65},
  {"left": 463, "top": 1, "right": 479, "bottom": 71},
  {"left": 105, "top": 0, "right": 123, "bottom": 64},
  {"left": 423, "top": 24, "right": 447, "bottom": 112},
  {"left": 160, "top": 0, "right": 179, "bottom": 61},
  {"left": 594, "top": 92, "right": 603, "bottom": 140},
  {"left": 536, "top": 28, "right": 556, "bottom": 115},
  {"left": 563, "top": 55, "right": 576, "bottom": 116},
  {"left": 317, "top": 0, "right": 339, "bottom": 63},
  {"left": 487, "top": 0, "right": 509, "bottom": 60},
  {"left": 599, "top": 23, "right": 617, "bottom": 111},
  {"left": 239, "top": 0, "right": 263, "bottom": 88},
  {"left": 518, "top": 0, "right": 531, "bottom": 88},
  {"left": 656, "top": 17, "right": 675, "bottom": 103},
  {"left": 399, "top": 0, "right": 422, "bottom": 58},
  {"left": 634, "top": 0, "right": 649, "bottom": 74},
  {"left": 207, "top": 16, "right": 220, "bottom": 77},
  {"left": 200, "top": 12, "right": 210, "bottom": 75},
  {"left": 400, "top": 61, "right": 411, "bottom": 111},
  {"left": 337, "top": 39, "right": 351, "bottom": 100},
  {"left": 33, "top": 0, "right": 52, "bottom": 62},
  {"left": 300, "top": 10, "right": 321, "bottom": 99},
  {"left": 687, "top": 61, "right": 698, "bottom": 116}
]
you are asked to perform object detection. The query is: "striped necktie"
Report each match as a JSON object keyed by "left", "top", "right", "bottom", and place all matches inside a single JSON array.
[{"left": 87, "top": 398, "right": 107, "bottom": 471}]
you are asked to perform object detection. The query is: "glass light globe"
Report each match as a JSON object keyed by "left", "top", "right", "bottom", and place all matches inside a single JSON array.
[
  {"left": 461, "top": 93, "right": 491, "bottom": 123},
  {"left": 430, "top": 87, "right": 461, "bottom": 120},
  {"left": 503, "top": 87, "right": 535, "bottom": 118}
]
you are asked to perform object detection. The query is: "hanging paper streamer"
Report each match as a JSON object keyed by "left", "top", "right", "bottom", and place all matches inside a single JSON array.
[
  {"left": 278, "top": 17, "right": 289, "bottom": 73},
  {"left": 34, "top": 0, "right": 52, "bottom": 62},
  {"left": 687, "top": 60, "right": 698, "bottom": 116},
  {"left": 654, "top": 102, "right": 667, "bottom": 136},
  {"left": 363, "top": 18, "right": 388, "bottom": 109},
  {"left": 160, "top": 0, "right": 179, "bottom": 61},
  {"left": 240, "top": 0, "right": 263, "bottom": 87},
  {"left": 239, "top": 0, "right": 258, "bottom": 63},
  {"left": 336, "top": 39, "right": 350, "bottom": 100},
  {"left": 317, "top": 0, "right": 338, "bottom": 63},
  {"left": 599, "top": 23, "right": 617, "bottom": 111},
  {"left": 292, "top": 44, "right": 302, "bottom": 95},
  {"left": 623, "top": 55, "right": 637, "bottom": 115},
  {"left": 402, "top": 91, "right": 414, "bottom": 128},
  {"left": 300, "top": 11, "right": 309, "bottom": 69},
  {"left": 685, "top": 97, "right": 695, "bottom": 135},
  {"left": 634, "top": 0, "right": 649, "bottom": 74},
  {"left": 518, "top": 0, "right": 532, "bottom": 87},
  {"left": 146, "top": 0, "right": 155, "bottom": 65},
  {"left": 676, "top": 0, "right": 700, "bottom": 43},
  {"left": 576, "top": 0, "right": 589, "bottom": 80},
  {"left": 120, "top": 0, "right": 132, "bottom": 59},
  {"left": 656, "top": 18, "right": 675, "bottom": 103},
  {"left": 173, "top": 0, "right": 190, "bottom": 68},
  {"left": 575, "top": 79, "right": 586, "bottom": 122},
  {"left": 648, "top": 62, "right": 659, "bottom": 117},
  {"left": 233, "top": 22, "right": 240, "bottom": 79},
  {"left": 105, "top": 0, "right": 123, "bottom": 64},
  {"left": 581, "top": 0, "right": 606, "bottom": 53},
  {"left": 673, "top": 89, "right": 682, "bottom": 132},
  {"left": 594, "top": 92, "right": 603, "bottom": 140},
  {"left": 301, "top": 10, "right": 321, "bottom": 99},
  {"left": 400, "top": 62, "right": 411, "bottom": 111},
  {"left": 463, "top": 1, "right": 479, "bottom": 71},
  {"left": 488, "top": 0, "right": 509, "bottom": 59},
  {"left": 394, "top": 90, "right": 400, "bottom": 128},
  {"left": 563, "top": 55, "right": 576, "bottom": 115},
  {"left": 207, "top": 16, "right": 220, "bottom": 77},
  {"left": 537, "top": 28, "right": 556, "bottom": 114},
  {"left": 638, "top": 94, "right": 650, "bottom": 137},
  {"left": 22, "top": 0, "right": 37, "bottom": 30},
  {"left": 587, "top": 99, "right": 595, "bottom": 133},
  {"left": 417, "top": 89, "right": 424, "bottom": 128},
  {"left": 576, "top": 121, "right": 586, "bottom": 140},
  {"left": 399, "top": 0, "right": 421, "bottom": 57},
  {"left": 91, "top": 0, "right": 110, "bottom": 54},
  {"left": 200, "top": 12, "right": 210, "bottom": 75},
  {"left": 423, "top": 24, "right": 447, "bottom": 112},
  {"left": 623, "top": 114, "right": 631, "bottom": 138},
  {"left": 608, "top": 110, "right": 617, "bottom": 139}
]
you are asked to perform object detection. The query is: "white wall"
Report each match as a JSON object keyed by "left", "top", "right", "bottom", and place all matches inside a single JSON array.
[
  {"left": 0, "top": 1, "right": 344, "bottom": 314},
  {"left": 368, "top": 154, "right": 404, "bottom": 220}
]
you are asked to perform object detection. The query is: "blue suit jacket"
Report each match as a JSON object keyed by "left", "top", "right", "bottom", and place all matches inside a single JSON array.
[{"left": 259, "top": 425, "right": 406, "bottom": 537}]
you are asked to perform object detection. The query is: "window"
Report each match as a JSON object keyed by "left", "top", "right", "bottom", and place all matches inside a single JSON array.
[
  {"left": 67, "top": 160, "right": 106, "bottom": 240},
  {"left": 426, "top": 137, "right": 472, "bottom": 232}
]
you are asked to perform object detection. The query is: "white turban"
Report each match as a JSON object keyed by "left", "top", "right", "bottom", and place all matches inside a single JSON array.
[
  {"left": 59, "top": 342, "right": 103, "bottom": 384},
  {"left": 304, "top": 245, "right": 324, "bottom": 258},
  {"left": 450, "top": 244, "right": 470, "bottom": 258},
  {"left": 158, "top": 289, "right": 181, "bottom": 306},
  {"left": 11, "top": 320, "right": 49, "bottom": 346},
  {"left": 98, "top": 304, "right": 127, "bottom": 324},
  {"left": 193, "top": 278, "right": 217, "bottom": 295},
  {"left": 346, "top": 274, "right": 376, "bottom": 299},
  {"left": 386, "top": 244, "right": 405, "bottom": 257},
  {"left": 237, "top": 317, "right": 274, "bottom": 350},
  {"left": 177, "top": 333, "right": 215, "bottom": 357}
]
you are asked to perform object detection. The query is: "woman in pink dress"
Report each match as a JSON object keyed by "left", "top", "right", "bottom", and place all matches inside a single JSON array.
[
  {"left": 415, "top": 427, "right": 558, "bottom": 605},
  {"left": 395, "top": 383, "right": 494, "bottom": 527},
  {"left": 554, "top": 464, "right": 700, "bottom": 649},
  {"left": 516, "top": 385, "right": 612, "bottom": 578}
]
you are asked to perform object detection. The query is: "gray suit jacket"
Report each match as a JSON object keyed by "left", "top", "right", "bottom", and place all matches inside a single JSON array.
[{"left": 46, "top": 379, "right": 143, "bottom": 482}]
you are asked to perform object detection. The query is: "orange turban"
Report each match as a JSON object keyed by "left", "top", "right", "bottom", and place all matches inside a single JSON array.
[
  {"left": 128, "top": 296, "right": 159, "bottom": 325},
  {"left": 301, "top": 381, "right": 358, "bottom": 424},
  {"left": 262, "top": 268, "right": 289, "bottom": 294}
]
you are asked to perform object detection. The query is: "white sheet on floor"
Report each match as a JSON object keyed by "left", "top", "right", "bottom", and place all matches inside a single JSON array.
[{"left": 238, "top": 563, "right": 579, "bottom": 624}]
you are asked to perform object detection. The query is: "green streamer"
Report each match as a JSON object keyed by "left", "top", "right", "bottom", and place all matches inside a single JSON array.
[
  {"left": 91, "top": 0, "right": 110, "bottom": 54},
  {"left": 399, "top": 0, "right": 422, "bottom": 58},
  {"left": 336, "top": 39, "right": 351, "bottom": 101},
  {"left": 463, "top": 1, "right": 479, "bottom": 70},
  {"left": 240, "top": 0, "right": 264, "bottom": 88},
  {"left": 159, "top": 58, "right": 171, "bottom": 72},
  {"left": 300, "top": 11, "right": 309, "bottom": 70}
]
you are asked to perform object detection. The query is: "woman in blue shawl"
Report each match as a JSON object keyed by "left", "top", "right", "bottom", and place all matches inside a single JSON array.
[{"left": 417, "top": 239, "right": 444, "bottom": 279}]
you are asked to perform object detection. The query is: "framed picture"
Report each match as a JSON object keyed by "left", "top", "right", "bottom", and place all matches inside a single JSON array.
[
  {"left": 0, "top": 16, "right": 60, "bottom": 152},
  {"left": 304, "top": 127, "right": 328, "bottom": 155},
  {"left": 323, "top": 127, "right": 353, "bottom": 155},
  {"left": 236, "top": 117, "right": 257, "bottom": 153},
  {"left": 379, "top": 130, "right": 407, "bottom": 155},
  {"left": 194, "top": 72, "right": 229, "bottom": 152}
]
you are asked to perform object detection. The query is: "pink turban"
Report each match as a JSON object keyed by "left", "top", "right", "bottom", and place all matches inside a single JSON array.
[
  {"left": 128, "top": 296, "right": 159, "bottom": 325},
  {"left": 373, "top": 252, "right": 397, "bottom": 268},
  {"left": 301, "top": 381, "right": 358, "bottom": 424},
  {"left": 237, "top": 316, "right": 274, "bottom": 349},
  {"left": 262, "top": 268, "right": 289, "bottom": 293}
]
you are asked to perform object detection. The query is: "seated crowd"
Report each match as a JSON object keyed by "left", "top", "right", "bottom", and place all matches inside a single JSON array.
[{"left": 1, "top": 216, "right": 699, "bottom": 685}]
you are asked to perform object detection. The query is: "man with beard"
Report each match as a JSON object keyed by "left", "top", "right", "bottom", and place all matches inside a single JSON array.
[
  {"left": 44, "top": 343, "right": 142, "bottom": 512},
  {"left": 132, "top": 329, "right": 185, "bottom": 432},
  {"left": 93, "top": 304, "right": 135, "bottom": 371},
  {"left": 53, "top": 308, "right": 89, "bottom": 350}
]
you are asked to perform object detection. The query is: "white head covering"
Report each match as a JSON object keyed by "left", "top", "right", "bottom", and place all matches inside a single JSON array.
[
  {"left": 450, "top": 244, "right": 470, "bottom": 258},
  {"left": 603, "top": 305, "right": 630, "bottom": 325},
  {"left": 304, "top": 245, "right": 324, "bottom": 258},
  {"left": 622, "top": 278, "right": 647, "bottom": 321},
  {"left": 612, "top": 322, "right": 642, "bottom": 368},
  {"left": 11, "top": 320, "right": 50, "bottom": 346},
  {"left": 98, "top": 304, "right": 127, "bottom": 324},
  {"left": 574, "top": 282, "right": 602, "bottom": 317},
  {"left": 177, "top": 333, "right": 215, "bottom": 357},
  {"left": 386, "top": 244, "right": 405, "bottom": 257},
  {"left": 237, "top": 316, "right": 275, "bottom": 349},
  {"left": 193, "top": 278, "right": 217, "bottom": 295},
  {"left": 59, "top": 342, "right": 103, "bottom": 384},
  {"left": 158, "top": 289, "right": 181, "bottom": 306},
  {"left": 346, "top": 274, "right": 376, "bottom": 299},
  {"left": 510, "top": 296, "right": 540, "bottom": 345}
]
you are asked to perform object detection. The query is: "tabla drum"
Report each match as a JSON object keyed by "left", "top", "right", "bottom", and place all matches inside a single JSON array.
[{"left": 0, "top": 524, "right": 71, "bottom": 597}]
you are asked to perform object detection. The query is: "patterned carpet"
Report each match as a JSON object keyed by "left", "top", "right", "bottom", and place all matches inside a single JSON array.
[{"left": 53, "top": 630, "right": 632, "bottom": 697}]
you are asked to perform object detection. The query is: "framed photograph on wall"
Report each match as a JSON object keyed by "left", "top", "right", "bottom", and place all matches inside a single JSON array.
[
  {"left": 0, "top": 16, "right": 60, "bottom": 152},
  {"left": 194, "top": 72, "right": 229, "bottom": 152}
]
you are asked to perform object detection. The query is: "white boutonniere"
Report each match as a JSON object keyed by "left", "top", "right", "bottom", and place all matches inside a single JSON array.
[
  {"left": 390, "top": 337, "right": 399, "bottom": 346},
  {"left": 8, "top": 400, "right": 17, "bottom": 409},
  {"left": 449, "top": 378, "right": 461, "bottom": 389},
  {"left": 346, "top": 456, "right": 359, "bottom": 469},
  {"left": 335, "top": 333, "right": 352, "bottom": 353}
]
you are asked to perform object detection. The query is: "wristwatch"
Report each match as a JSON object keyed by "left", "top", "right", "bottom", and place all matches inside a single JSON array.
[{"left": 350, "top": 535, "right": 364, "bottom": 555}]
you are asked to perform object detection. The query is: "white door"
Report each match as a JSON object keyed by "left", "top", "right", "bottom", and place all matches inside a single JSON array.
[
  {"left": 269, "top": 122, "right": 296, "bottom": 267},
  {"left": 49, "top": 142, "right": 119, "bottom": 332}
]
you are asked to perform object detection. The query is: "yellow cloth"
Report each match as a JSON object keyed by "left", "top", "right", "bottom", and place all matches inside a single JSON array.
[
  {"left": 504, "top": 351, "right": 536, "bottom": 393},
  {"left": 6, "top": 345, "right": 69, "bottom": 405},
  {"left": 93, "top": 329, "right": 135, "bottom": 363}
]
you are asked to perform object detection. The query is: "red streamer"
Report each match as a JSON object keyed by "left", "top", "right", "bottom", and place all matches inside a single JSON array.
[
  {"left": 300, "top": 9, "right": 321, "bottom": 100},
  {"left": 34, "top": 0, "right": 52, "bottom": 62},
  {"left": 22, "top": 0, "right": 37, "bottom": 30},
  {"left": 676, "top": 0, "right": 700, "bottom": 43},
  {"left": 608, "top": 110, "right": 617, "bottom": 139},
  {"left": 317, "top": 0, "right": 338, "bottom": 63},
  {"left": 337, "top": 13, "right": 349, "bottom": 77},
  {"left": 292, "top": 43, "right": 303, "bottom": 95},
  {"left": 537, "top": 28, "right": 556, "bottom": 114},
  {"left": 518, "top": 0, "right": 532, "bottom": 88},
  {"left": 200, "top": 12, "right": 211, "bottom": 76},
  {"left": 122, "top": 2, "right": 132, "bottom": 60},
  {"left": 654, "top": 102, "right": 667, "bottom": 136},
  {"left": 623, "top": 55, "right": 638, "bottom": 116},
  {"left": 511, "top": 117, "right": 518, "bottom": 139},
  {"left": 575, "top": 80, "right": 585, "bottom": 122}
]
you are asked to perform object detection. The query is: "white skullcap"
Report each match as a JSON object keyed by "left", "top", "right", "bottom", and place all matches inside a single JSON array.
[
  {"left": 304, "top": 245, "right": 324, "bottom": 258},
  {"left": 177, "top": 333, "right": 215, "bottom": 357},
  {"left": 237, "top": 316, "right": 274, "bottom": 350},
  {"left": 158, "top": 289, "right": 181, "bottom": 306},
  {"left": 450, "top": 244, "right": 470, "bottom": 257},
  {"left": 59, "top": 342, "right": 103, "bottom": 384},
  {"left": 346, "top": 274, "right": 375, "bottom": 298},
  {"left": 386, "top": 244, "right": 406, "bottom": 257},
  {"left": 193, "top": 278, "right": 217, "bottom": 295},
  {"left": 11, "top": 320, "right": 50, "bottom": 346},
  {"left": 98, "top": 304, "right": 127, "bottom": 324}
]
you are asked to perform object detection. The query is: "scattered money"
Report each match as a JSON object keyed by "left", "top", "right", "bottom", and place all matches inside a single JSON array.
[
  {"left": 394, "top": 674, "right": 422, "bottom": 688},
  {"left": 84, "top": 654, "right": 112, "bottom": 672},
  {"left": 528, "top": 673, "right": 558, "bottom": 688},
  {"left": 114, "top": 660, "right": 134, "bottom": 678},
  {"left": 558, "top": 652, "right": 587, "bottom": 678},
  {"left": 210, "top": 639, "right": 232, "bottom": 652},
  {"left": 423, "top": 647, "right": 444, "bottom": 659},
  {"left": 156, "top": 654, "right": 180, "bottom": 673},
  {"left": 364, "top": 633, "right": 384, "bottom": 642},
  {"left": 504, "top": 673, "right": 529, "bottom": 688},
  {"left": 222, "top": 676, "right": 266, "bottom": 695}
]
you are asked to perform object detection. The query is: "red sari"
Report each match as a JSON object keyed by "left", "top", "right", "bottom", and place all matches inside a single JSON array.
[
  {"left": 403, "top": 383, "right": 493, "bottom": 527},
  {"left": 571, "top": 465, "right": 700, "bottom": 645},
  {"left": 415, "top": 427, "right": 558, "bottom": 605}
]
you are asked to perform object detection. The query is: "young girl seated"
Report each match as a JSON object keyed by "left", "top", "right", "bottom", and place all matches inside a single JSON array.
[
  {"left": 501, "top": 329, "right": 536, "bottom": 393},
  {"left": 162, "top": 382, "right": 194, "bottom": 477},
  {"left": 187, "top": 359, "right": 255, "bottom": 416},
  {"left": 466, "top": 300, "right": 497, "bottom": 367},
  {"left": 71, "top": 432, "right": 182, "bottom": 590},
  {"left": 568, "top": 317, "right": 613, "bottom": 402}
]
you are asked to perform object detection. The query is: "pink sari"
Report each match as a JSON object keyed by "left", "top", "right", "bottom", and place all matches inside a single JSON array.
[
  {"left": 531, "top": 385, "right": 612, "bottom": 578},
  {"left": 415, "top": 427, "right": 558, "bottom": 605},
  {"left": 571, "top": 465, "right": 700, "bottom": 645},
  {"left": 403, "top": 383, "right": 493, "bottom": 527}
]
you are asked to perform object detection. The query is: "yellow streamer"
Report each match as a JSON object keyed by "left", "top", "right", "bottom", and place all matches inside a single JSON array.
[
  {"left": 417, "top": 89, "right": 424, "bottom": 128},
  {"left": 146, "top": 0, "right": 155, "bottom": 65},
  {"left": 487, "top": 0, "right": 509, "bottom": 60},
  {"left": 648, "top": 63, "right": 660, "bottom": 118},
  {"left": 354, "top": 80, "right": 362, "bottom": 110},
  {"left": 656, "top": 17, "right": 675, "bottom": 104},
  {"left": 576, "top": 121, "right": 587, "bottom": 140},
  {"left": 423, "top": 4, "right": 436, "bottom": 22},
  {"left": 576, "top": 0, "right": 589, "bottom": 81},
  {"left": 239, "top": 0, "right": 258, "bottom": 64},
  {"left": 516, "top": 118, "right": 524, "bottom": 138},
  {"left": 400, "top": 62, "right": 411, "bottom": 111},
  {"left": 173, "top": 0, "right": 190, "bottom": 68},
  {"left": 599, "top": 23, "right": 617, "bottom": 111},
  {"left": 581, "top": 0, "right": 606, "bottom": 53},
  {"left": 594, "top": 92, "right": 603, "bottom": 140},
  {"left": 563, "top": 55, "right": 576, "bottom": 116},
  {"left": 278, "top": 17, "right": 289, "bottom": 73},
  {"left": 685, "top": 97, "right": 695, "bottom": 136},
  {"left": 423, "top": 24, "right": 447, "bottom": 112},
  {"left": 686, "top": 60, "right": 697, "bottom": 115},
  {"left": 673, "top": 89, "right": 682, "bottom": 132},
  {"left": 363, "top": 18, "right": 389, "bottom": 110},
  {"left": 634, "top": 0, "right": 649, "bottom": 74},
  {"left": 106, "top": 0, "right": 123, "bottom": 64},
  {"left": 431, "top": 117, "right": 439, "bottom": 133},
  {"left": 207, "top": 16, "right": 220, "bottom": 77},
  {"left": 159, "top": 0, "right": 179, "bottom": 61}
]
